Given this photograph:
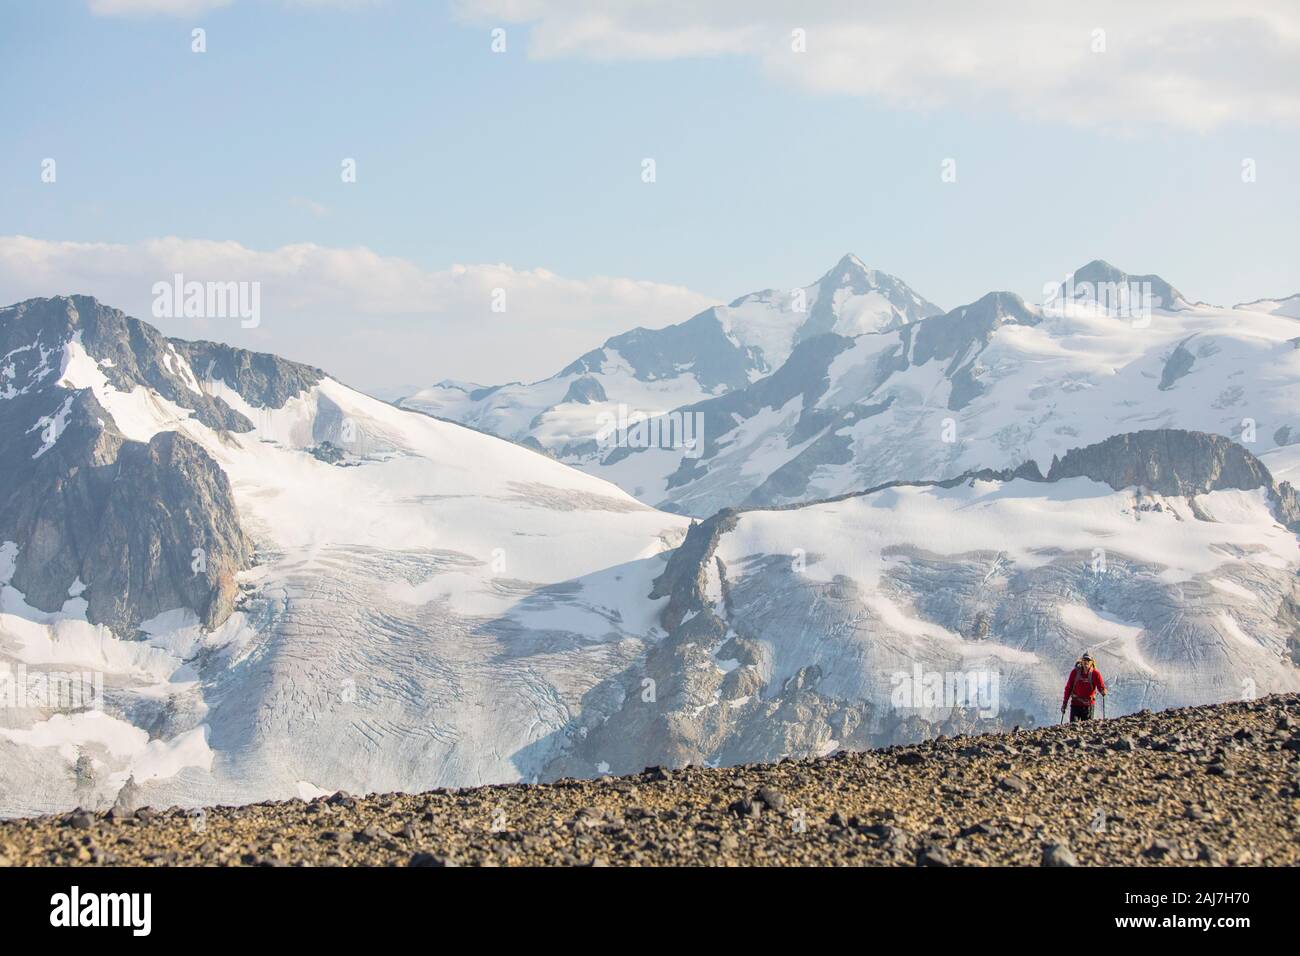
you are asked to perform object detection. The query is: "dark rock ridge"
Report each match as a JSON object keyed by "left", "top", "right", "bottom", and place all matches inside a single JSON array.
[
  {"left": 0, "top": 389, "right": 253, "bottom": 634},
  {"left": 87, "top": 430, "right": 253, "bottom": 633},
  {"left": 903, "top": 291, "right": 1040, "bottom": 410},
  {"left": 1047, "top": 428, "right": 1274, "bottom": 497},
  {"left": 0, "top": 296, "right": 322, "bottom": 432},
  {"left": 543, "top": 507, "right": 875, "bottom": 778},
  {"left": 560, "top": 375, "right": 607, "bottom": 405},
  {"left": 732, "top": 428, "right": 1299, "bottom": 530},
  {"left": 1047, "top": 430, "right": 1300, "bottom": 534},
  {"left": 0, "top": 295, "right": 310, "bottom": 633}
]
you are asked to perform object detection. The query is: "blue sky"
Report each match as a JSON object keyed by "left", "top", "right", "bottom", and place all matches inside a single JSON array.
[{"left": 2, "top": 0, "right": 1298, "bottom": 389}]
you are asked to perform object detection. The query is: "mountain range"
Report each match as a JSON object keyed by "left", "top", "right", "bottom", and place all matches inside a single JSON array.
[
  {"left": 403, "top": 257, "right": 1300, "bottom": 517},
  {"left": 2, "top": 264, "right": 1299, "bottom": 816}
]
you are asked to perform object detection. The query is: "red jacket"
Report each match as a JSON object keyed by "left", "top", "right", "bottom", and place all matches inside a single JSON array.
[{"left": 1063, "top": 666, "right": 1106, "bottom": 708}]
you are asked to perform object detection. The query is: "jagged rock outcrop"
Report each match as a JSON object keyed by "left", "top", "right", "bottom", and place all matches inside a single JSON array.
[
  {"left": 560, "top": 375, "right": 607, "bottom": 405},
  {"left": 1042, "top": 428, "right": 1300, "bottom": 533},
  {"left": 0, "top": 296, "right": 321, "bottom": 432},
  {"left": 0, "top": 392, "right": 253, "bottom": 633},
  {"left": 1046, "top": 429, "right": 1271, "bottom": 496},
  {"left": 84, "top": 430, "right": 253, "bottom": 632},
  {"left": 544, "top": 507, "right": 875, "bottom": 778},
  {"left": 0, "top": 296, "right": 301, "bottom": 633}
]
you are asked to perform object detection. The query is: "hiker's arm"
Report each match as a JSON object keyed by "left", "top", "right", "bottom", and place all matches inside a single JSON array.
[
  {"left": 1096, "top": 670, "right": 1107, "bottom": 695},
  {"left": 1062, "top": 673, "right": 1073, "bottom": 710}
]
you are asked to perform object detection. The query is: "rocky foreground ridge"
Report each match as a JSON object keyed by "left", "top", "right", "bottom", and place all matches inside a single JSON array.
[{"left": 1, "top": 695, "right": 1296, "bottom": 867}]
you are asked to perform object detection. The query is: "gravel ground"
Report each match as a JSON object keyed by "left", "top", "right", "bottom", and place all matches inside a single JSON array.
[{"left": 2, "top": 695, "right": 1297, "bottom": 867}]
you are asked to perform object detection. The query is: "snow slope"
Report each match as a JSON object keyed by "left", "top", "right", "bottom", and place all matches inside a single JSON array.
[
  {"left": 400, "top": 254, "right": 941, "bottom": 461},
  {"left": 578, "top": 263, "right": 1300, "bottom": 515},
  {"left": 549, "top": 464, "right": 1300, "bottom": 776},
  {"left": 5, "top": 290, "right": 1299, "bottom": 815},
  {"left": 0, "top": 298, "right": 690, "bottom": 815}
]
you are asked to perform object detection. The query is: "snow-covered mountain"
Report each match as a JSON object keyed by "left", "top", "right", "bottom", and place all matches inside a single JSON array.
[
  {"left": 0, "top": 296, "right": 691, "bottom": 815},
  {"left": 1236, "top": 292, "right": 1300, "bottom": 319},
  {"left": 3, "top": 295, "right": 1298, "bottom": 817},
  {"left": 574, "top": 261, "right": 1300, "bottom": 515},
  {"left": 399, "top": 254, "right": 942, "bottom": 459},
  {"left": 553, "top": 430, "right": 1300, "bottom": 775}
]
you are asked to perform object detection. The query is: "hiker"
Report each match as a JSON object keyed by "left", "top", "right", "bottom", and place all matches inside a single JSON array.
[{"left": 1061, "top": 653, "right": 1106, "bottom": 722}]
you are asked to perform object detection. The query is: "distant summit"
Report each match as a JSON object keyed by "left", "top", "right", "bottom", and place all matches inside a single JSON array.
[{"left": 1054, "top": 259, "right": 1188, "bottom": 312}]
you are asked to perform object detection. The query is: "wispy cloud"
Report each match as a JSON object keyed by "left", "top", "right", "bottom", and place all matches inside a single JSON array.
[
  {"left": 453, "top": 0, "right": 1300, "bottom": 132},
  {"left": 288, "top": 197, "right": 331, "bottom": 219}
]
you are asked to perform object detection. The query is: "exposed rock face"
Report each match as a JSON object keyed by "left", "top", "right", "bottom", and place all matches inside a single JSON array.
[
  {"left": 658, "top": 333, "right": 858, "bottom": 482},
  {"left": 1, "top": 390, "right": 125, "bottom": 613},
  {"left": 172, "top": 338, "right": 323, "bottom": 411},
  {"left": 905, "top": 291, "right": 1041, "bottom": 410},
  {"left": 648, "top": 513, "right": 739, "bottom": 628},
  {"left": 545, "top": 509, "right": 875, "bottom": 778},
  {"left": 0, "top": 393, "right": 253, "bottom": 633},
  {"left": 0, "top": 296, "right": 321, "bottom": 432},
  {"left": 0, "top": 296, "right": 298, "bottom": 633},
  {"left": 1158, "top": 337, "right": 1197, "bottom": 390},
  {"left": 560, "top": 375, "right": 607, "bottom": 405},
  {"left": 85, "top": 431, "right": 253, "bottom": 632},
  {"left": 1046, "top": 429, "right": 1272, "bottom": 497}
]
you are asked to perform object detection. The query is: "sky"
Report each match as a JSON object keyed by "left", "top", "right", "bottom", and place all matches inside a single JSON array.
[{"left": 1, "top": 0, "right": 1298, "bottom": 393}]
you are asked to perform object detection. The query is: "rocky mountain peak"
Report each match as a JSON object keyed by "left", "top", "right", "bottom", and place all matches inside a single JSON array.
[
  {"left": 1058, "top": 260, "right": 1187, "bottom": 312},
  {"left": 0, "top": 295, "right": 271, "bottom": 635},
  {"left": 2, "top": 295, "right": 323, "bottom": 432},
  {"left": 819, "top": 252, "right": 876, "bottom": 285}
]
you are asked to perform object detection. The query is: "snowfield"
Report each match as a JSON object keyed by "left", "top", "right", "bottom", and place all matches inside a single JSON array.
[
  {"left": 3, "top": 282, "right": 1299, "bottom": 817},
  {"left": 584, "top": 286, "right": 1300, "bottom": 516},
  {"left": 700, "top": 478, "right": 1300, "bottom": 732},
  {"left": 1, "top": 323, "right": 690, "bottom": 814}
]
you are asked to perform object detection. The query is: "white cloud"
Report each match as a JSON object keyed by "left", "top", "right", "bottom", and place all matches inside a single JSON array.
[
  {"left": 454, "top": 0, "right": 1300, "bottom": 131},
  {"left": 0, "top": 236, "right": 719, "bottom": 391}
]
